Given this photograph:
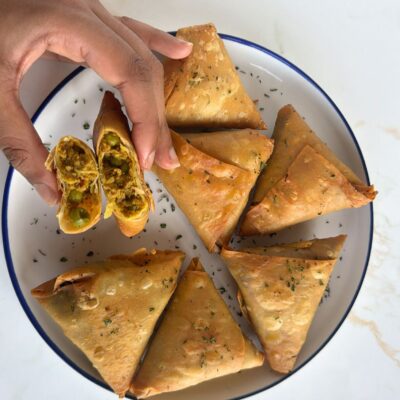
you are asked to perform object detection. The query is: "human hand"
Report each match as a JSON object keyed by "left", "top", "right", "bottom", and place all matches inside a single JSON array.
[{"left": 0, "top": 0, "right": 192, "bottom": 204}]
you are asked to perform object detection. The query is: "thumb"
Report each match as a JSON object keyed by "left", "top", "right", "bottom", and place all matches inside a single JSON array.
[{"left": 0, "top": 95, "right": 59, "bottom": 205}]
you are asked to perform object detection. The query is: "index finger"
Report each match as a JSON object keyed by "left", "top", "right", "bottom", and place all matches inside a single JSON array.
[{"left": 48, "top": 14, "right": 162, "bottom": 169}]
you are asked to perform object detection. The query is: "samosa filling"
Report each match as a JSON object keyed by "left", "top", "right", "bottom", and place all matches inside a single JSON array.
[
  {"left": 100, "top": 132, "right": 145, "bottom": 218},
  {"left": 57, "top": 140, "right": 98, "bottom": 228}
]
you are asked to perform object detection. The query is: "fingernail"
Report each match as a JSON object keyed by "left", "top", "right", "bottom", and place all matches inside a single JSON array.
[
  {"left": 177, "top": 38, "right": 193, "bottom": 47},
  {"left": 168, "top": 147, "right": 180, "bottom": 168},
  {"left": 144, "top": 151, "right": 155, "bottom": 170},
  {"left": 34, "top": 183, "right": 60, "bottom": 206}
]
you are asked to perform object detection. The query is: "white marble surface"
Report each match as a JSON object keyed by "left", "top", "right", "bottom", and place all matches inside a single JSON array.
[{"left": 0, "top": 0, "right": 399, "bottom": 398}]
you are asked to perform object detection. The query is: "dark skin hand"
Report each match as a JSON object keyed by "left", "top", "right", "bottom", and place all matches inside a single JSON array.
[{"left": 0, "top": 0, "right": 192, "bottom": 204}]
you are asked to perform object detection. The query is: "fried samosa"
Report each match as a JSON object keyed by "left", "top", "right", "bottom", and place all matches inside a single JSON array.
[
  {"left": 131, "top": 258, "right": 264, "bottom": 398},
  {"left": 31, "top": 249, "right": 185, "bottom": 398},
  {"left": 94, "top": 91, "right": 153, "bottom": 237},
  {"left": 221, "top": 235, "right": 346, "bottom": 374},
  {"left": 241, "top": 105, "right": 376, "bottom": 235},
  {"left": 153, "top": 130, "right": 273, "bottom": 251},
  {"left": 164, "top": 23, "right": 266, "bottom": 130},
  {"left": 45, "top": 136, "right": 101, "bottom": 233}
]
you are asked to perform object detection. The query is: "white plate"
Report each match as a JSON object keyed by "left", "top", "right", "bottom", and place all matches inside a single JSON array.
[{"left": 1, "top": 34, "right": 373, "bottom": 400}]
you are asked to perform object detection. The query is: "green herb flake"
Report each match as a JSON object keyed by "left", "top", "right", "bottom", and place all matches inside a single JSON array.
[
  {"left": 160, "top": 223, "right": 167, "bottom": 229},
  {"left": 83, "top": 122, "right": 90, "bottom": 130},
  {"left": 103, "top": 318, "right": 112, "bottom": 326},
  {"left": 149, "top": 307, "right": 155, "bottom": 312},
  {"left": 176, "top": 234, "right": 182, "bottom": 240},
  {"left": 60, "top": 257, "right": 68, "bottom": 263}
]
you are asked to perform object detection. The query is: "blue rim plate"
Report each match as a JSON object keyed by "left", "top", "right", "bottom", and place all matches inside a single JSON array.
[{"left": 2, "top": 33, "right": 373, "bottom": 399}]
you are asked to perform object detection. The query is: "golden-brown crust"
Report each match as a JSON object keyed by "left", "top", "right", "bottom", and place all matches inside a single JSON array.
[
  {"left": 221, "top": 236, "right": 345, "bottom": 374},
  {"left": 164, "top": 23, "right": 266, "bottom": 130},
  {"left": 45, "top": 136, "right": 101, "bottom": 234},
  {"left": 93, "top": 92, "right": 154, "bottom": 237},
  {"left": 31, "top": 249, "right": 185, "bottom": 398},
  {"left": 241, "top": 105, "right": 376, "bottom": 235},
  {"left": 153, "top": 130, "right": 271, "bottom": 251},
  {"left": 131, "top": 258, "right": 263, "bottom": 398}
]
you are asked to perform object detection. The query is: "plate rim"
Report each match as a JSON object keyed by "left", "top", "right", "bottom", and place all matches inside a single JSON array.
[{"left": 1, "top": 34, "right": 374, "bottom": 400}]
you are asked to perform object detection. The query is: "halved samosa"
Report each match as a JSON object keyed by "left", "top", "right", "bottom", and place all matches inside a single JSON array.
[
  {"left": 131, "top": 258, "right": 264, "bottom": 398},
  {"left": 165, "top": 23, "right": 266, "bottom": 130},
  {"left": 220, "top": 235, "right": 346, "bottom": 374},
  {"left": 93, "top": 91, "right": 154, "bottom": 237},
  {"left": 241, "top": 105, "right": 376, "bottom": 235},
  {"left": 31, "top": 249, "right": 185, "bottom": 398},
  {"left": 153, "top": 130, "right": 273, "bottom": 251},
  {"left": 45, "top": 136, "right": 101, "bottom": 233}
]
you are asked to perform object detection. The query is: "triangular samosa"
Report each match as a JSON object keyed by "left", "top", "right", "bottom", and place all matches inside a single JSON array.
[
  {"left": 153, "top": 130, "right": 273, "bottom": 251},
  {"left": 241, "top": 105, "right": 376, "bottom": 235},
  {"left": 31, "top": 249, "right": 185, "bottom": 398},
  {"left": 221, "top": 235, "right": 346, "bottom": 373},
  {"left": 164, "top": 23, "right": 266, "bottom": 130},
  {"left": 131, "top": 258, "right": 264, "bottom": 398}
]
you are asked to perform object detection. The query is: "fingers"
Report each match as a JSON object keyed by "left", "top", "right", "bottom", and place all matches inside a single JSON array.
[
  {"left": 154, "top": 121, "right": 179, "bottom": 169},
  {"left": 89, "top": 6, "right": 179, "bottom": 169},
  {"left": 118, "top": 17, "right": 193, "bottom": 60},
  {"left": 0, "top": 90, "right": 59, "bottom": 205}
]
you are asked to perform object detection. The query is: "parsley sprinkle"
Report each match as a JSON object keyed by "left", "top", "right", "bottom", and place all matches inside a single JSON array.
[
  {"left": 86, "top": 251, "right": 94, "bottom": 257},
  {"left": 83, "top": 122, "right": 90, "bottom": 130},
  {"left": 160, "top": 223, "right": 167, "bottom": 229},
  {"left": 219, "top": 287, "right": 226, "bottom": 294},
  {"left": 149, "top": 307, "right": 155, "bottom": 312},
  {"left": 193, "top": 244, "right": 197, "bottom": 250},
  {"left": 38, "top": 249, "right": 46, "bottom": 256},
  {"left": 170, "top": 203, "right": 176, "bottom": 212},
  {"left": 176, "top": 234, "right": 182, "bottom": 240},
  {"left": 60, "top": 257, "right": 68, "bottom": 262},
  {"left": 103, "top": 318, "right": 112, "bottom": 326}
]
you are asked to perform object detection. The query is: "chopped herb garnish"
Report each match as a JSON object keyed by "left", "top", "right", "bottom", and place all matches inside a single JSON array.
[
  {"left": 74, "top": 99, "right": 78, "bottom": 104},
  {"left": 86, "top": 251, "right": 94, "bottom": 257},
  {"left": 149, "top": 307, "right": 155, "bottom": 312},
  {"left": 103, "top": 318, "right": 112, "bottom": 326},
  {"left": 202, "top": 336, "right": 216, "bottom": 344},
  {"left": 175, "top": 234, "right": 182, "bottom": 240},
  {"left": 83, "top": 122, "right": 90, "bottom": 130},
  {"left": 160, "top": 223, "right": 167, "bottom": 229},
  {"left": 30, "top": 217, "right": 39, "bottom": 225},
  {"left": 264, "top": 93, "right": 270, "bottom": 98},
  {"left": 33, "top": 258, "right": 38, "bottom": 263},
  {"left": 193, "top": 244, "right": 197, "bottom": 250},
  {"left": 170, "top": 203, "right": 176, "bottom": 212},
  {"left": 219, "top": 287, "right": 226, "bottom": 294},
  {"left": 38, "top": 249, "right": 46, "bottom": 256},
  {"left": 270, "top": 88, "right": 278, "bottom": 92},
  {"left": 60, "top": 256, "right": 68, "bottom": 262}
]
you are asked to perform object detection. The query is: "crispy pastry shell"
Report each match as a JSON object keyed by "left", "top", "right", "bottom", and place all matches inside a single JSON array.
[
  {"left": 221, "top": 235, "right": 346, "bottom": 373},
  {"left": 94, "top": 91, "right": 154, "bottom": 237},
  {"left": 241, "top": 105, "right": 376, "bottom": 235},
  {"left": 45, "top": 136, "right": 101, "bottom": 234},
  {"left": 164, "top": 23, "right": 266, "bottom": 130},
  {"left": 153, "top": 130, "right": 272, "bottom": 251},
  {"left": 131, "top": 258, "right": 264, "bottom": 398},
  {"left": 31, "top": 249, "right": 185, "bottom": 398}
]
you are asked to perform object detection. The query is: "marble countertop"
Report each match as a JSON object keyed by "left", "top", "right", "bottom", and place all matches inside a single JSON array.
[{"left": 0, "top": 0, "right": 399, "bottom": 398}]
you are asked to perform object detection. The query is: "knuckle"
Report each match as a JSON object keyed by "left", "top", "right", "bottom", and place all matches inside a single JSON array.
[
  {"left": 120, "top": 16, "right": 134, "bottom": 26},
  {"left": 0, "top": 137, "right": 30, "bottom": 172},
  {"left": 128, "top": 55, "right": 152, "bottom": 83}
]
